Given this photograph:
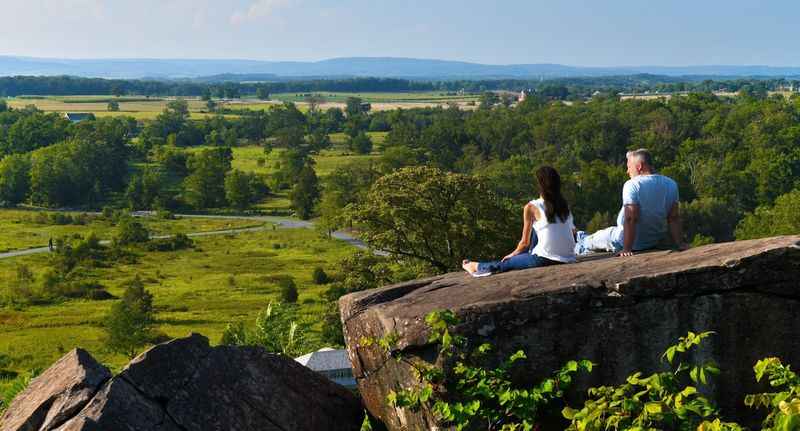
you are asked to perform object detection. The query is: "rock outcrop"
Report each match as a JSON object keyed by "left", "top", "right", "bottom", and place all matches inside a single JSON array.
[
  {"left": 2, "top": 334, "right": 363, "bottom": 431},
  {"left": 340, "top": 235, "right": 800, "bottom": 430}
]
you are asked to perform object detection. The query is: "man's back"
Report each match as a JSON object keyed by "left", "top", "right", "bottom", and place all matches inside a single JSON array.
[{"left": 616, "top": 174, "right": 679, "bottom": 251}]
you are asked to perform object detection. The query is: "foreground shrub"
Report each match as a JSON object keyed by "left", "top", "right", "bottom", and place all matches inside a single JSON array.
[
  {"left": 563, "top": 331, "right": 743, "bottom": 431},
  {"left": 745, "top": 357, "right": 800, "bottom": 430},
  {"left": 220, "top": 302, "right": 312, "bottom": 357},
  {"left": 382, "top": 310, "right": 593, "bottom": 430}
]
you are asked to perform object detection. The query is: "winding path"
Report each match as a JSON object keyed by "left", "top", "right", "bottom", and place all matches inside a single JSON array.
[{"left": 0, "top": 213, "right": 372, "bottom": 260}]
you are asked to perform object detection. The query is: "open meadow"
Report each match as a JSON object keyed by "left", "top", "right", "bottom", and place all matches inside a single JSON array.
[
  {"left": 0, "top": 209, "right": 264, "bottom": 253},
  {"left": 0, "top": 226, "right": 354, "bottom": 374}
]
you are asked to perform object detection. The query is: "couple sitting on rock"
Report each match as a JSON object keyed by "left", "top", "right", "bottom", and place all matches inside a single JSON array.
[{"left": 463, "top": 149, "right": 687, "bottom": 277}]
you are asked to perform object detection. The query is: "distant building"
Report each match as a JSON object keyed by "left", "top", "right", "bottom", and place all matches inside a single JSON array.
[
  {"left": 63, "top": 113, "right": 93, "bottom": 123},
  {"left": 295, "top": 348, "right": 357, "bottom": 389}
]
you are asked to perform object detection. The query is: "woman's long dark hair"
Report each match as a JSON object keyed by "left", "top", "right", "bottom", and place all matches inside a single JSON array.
[{"left": 536, "top": 166, "right": 570, "bottom": 223}]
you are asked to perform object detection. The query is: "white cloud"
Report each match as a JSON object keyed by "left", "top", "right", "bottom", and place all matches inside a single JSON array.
[{"left": 230, "top": 0, "right": 292, "bottom": 25}]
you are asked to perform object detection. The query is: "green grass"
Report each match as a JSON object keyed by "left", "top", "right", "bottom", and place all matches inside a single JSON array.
[
  {"left": 0, "top": 209, "right": 263, "bottom": 253},
  {"left": 0, "top": 227, "right": 353, "bottom": 374}
]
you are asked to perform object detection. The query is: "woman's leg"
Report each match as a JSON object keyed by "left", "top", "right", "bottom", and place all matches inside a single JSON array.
[{"left": 477, "top": 252, "right": 537, "bottom": 274}]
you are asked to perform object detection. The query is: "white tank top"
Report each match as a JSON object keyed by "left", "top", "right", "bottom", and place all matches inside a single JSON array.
[{"left": 529, "top": 198, "right": 577, "bottom": 263}]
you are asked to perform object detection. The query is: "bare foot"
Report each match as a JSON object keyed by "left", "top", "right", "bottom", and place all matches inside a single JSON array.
[{"left": 462, "top": 259, "right": 479, "bottom": 274}]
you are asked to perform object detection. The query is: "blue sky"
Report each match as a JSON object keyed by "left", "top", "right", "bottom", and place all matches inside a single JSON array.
[{"left": 1, "top": 0, "right": 798, "bottom": 66}]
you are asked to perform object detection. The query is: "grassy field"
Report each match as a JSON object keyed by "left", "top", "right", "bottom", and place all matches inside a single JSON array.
[
  {"left": 0, "top": 227, "right": 354, "bottom": 374},
  {"left": 6, "top": 96, "right": 240, "bottom": 120},
  {"left": 270, "top": 91, "right": 479, "bottom": 104},
  {"left": 7, "top": 92, "right": 478, "bottom": 118},
  {"left": 0, "top": 209, "right": 263, "bottom": 253}
]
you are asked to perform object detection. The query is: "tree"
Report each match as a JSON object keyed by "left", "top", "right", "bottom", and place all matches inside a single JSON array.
[
  {"left": 348, "top": 131, "right": 373, "bottom": 155},
  {"left": 256, "top": 86, "right": 270, "bottom": 100},
  {"left": 290, "top": 165, "right": 320, "bottom": 220},
  {"left": 0, "top": 154, "right": 31, "bottom": 205},
  {"left": 183, "top": 147, "right": 232, "bottom": 208},
  {"left": 345, "top": 97, "right": 365, "bottom": 117},
  {"left": 279, "top": 277, "right": 298, "bottom": 303},
  {"left": 479, "top": 91, "right": 499, "bottom": 109},
  {"left": 104, "top": 276, "right": 155, "bottom": 359},
  {"left": 0, "top": 99, "right": 7, "bottom": 112},
  {"left": 116, "top": 217, "right": 150, "bottom": 245},
  {"left": 107, "top": 100, "right": 120, "bottom": 112},
  {"left": 126, "top": 168, "right": 167, "bottom": 210},
  {"left": 349, "top": 166, "right": 516, "bottom": 272},
  {"left": 736, "top": 189, "right": 800, "bottom": 240},
  {"left": 224, "top": 169, "right": 255, "bottom": 210}
]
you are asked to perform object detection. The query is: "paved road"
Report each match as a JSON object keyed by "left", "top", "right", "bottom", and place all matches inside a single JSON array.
[{"left": 0, "top": 213, "right": 372, "bottom": 260}]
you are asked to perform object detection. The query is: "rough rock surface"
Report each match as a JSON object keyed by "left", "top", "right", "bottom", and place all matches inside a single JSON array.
[
  {"left": 340, "top": 235, "right": 800, "bottom": 430},
  {"left": 0, "top": 349, "right": 111, "bottom": 431},
  {"left": 3, "top": 334, "right": 363, "bottom": 431}
]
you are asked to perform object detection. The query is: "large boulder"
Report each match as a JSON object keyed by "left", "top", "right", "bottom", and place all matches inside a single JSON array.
[
  {"left": 0, "top": 349, "right": 111, "bottom": 431},
  {"left": 340, "top": 235, "right": 800, "bottom": 430},
  {"left": 3, "top": 334, "right": 364, "bottom": 431}
]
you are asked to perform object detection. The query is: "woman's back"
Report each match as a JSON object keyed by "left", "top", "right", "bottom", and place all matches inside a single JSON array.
[{"left": 530, "top": 198, "right": 576, "bottom": 263}]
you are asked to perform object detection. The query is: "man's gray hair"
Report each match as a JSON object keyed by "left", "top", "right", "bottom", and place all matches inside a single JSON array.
[{"left": 626, "top": 148, "right": 654, "bottom": 168}]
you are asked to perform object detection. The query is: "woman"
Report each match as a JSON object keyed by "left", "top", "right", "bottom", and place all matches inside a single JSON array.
[{"left": 462, "top": 166, "right": 576, "bottom": 276}]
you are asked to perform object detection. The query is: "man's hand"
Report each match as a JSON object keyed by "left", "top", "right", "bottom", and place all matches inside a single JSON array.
[{"left": 619, "top": 249, "right": 635, "bottom": 257}]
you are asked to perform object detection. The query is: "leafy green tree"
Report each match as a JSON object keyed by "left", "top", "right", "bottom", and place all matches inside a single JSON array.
[
  {"left": 224, "top": 169, "right": 255, "bottom": 210},
  {"left": 349, "top": 131, "right": 373, "bottom": 155},
  {"left": 279, "top": 277, "right": 298, "bottom": 303},
  {"left": 183, "top": 147, "right": 232, "bottom": 208},
  {"left": 126, "top": 168, "right": 166, "bottom": 210},
  {"left": 345, "top": 96, "right": 366, "bottom": 117},
  {"left": 151, "top": 99, "right": 190, "bottom": 138},
  {"left": 115, "top": 217, "right": 150, "bottom": 245},
  {"left": 0, "top": 153, "right": 31, "bottom": 204},
  {"left": 103, "top": 276, "right": 155, "bottom": 359},
  {"left": 349, "top": 166, "right": 516, "bottom": 272},
  {"left": 478, "top": 91, "right": 499, "bottom": 109},
  {"left": 256, "top": 86, "right": 270, "bottom": 100},
  {"left": 0, "top": 99, "right": 7, "bottom": 112},
  {"left": 107, "top": 100, "right": 120, "bottom": 112},
  {"left": 271, "top": 148, "right": 312, "bottom": 190},
  {"left": 2, "top": 112, "right": 69, "bottom": 155},
  {"left": 289, "top": 165, "right": 320, "bottom": 220},
  {"left": 736, "top": 189, "right": 800, "bottom": 240}
]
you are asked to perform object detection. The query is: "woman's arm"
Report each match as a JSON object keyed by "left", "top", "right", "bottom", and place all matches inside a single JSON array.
[{"left": 502, "top": 203, "right": 536, "bottom": 261}]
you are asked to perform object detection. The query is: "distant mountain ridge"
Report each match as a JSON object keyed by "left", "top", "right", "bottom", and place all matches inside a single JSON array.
[{"left": 2, "top": 55, "right": 800, "bottom": 80}]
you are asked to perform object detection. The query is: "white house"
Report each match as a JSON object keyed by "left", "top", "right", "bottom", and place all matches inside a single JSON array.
[{"left": 295, "top": 348, "right": 357, "bottom": 389}]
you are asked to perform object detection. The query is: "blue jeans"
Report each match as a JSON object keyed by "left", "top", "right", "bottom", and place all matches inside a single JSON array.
[
  {"left": 574, "top": 226, "right": 623, "bottom": 255},
  {"left": 476, "top": 231, "right": 563, "bottom": 274}
]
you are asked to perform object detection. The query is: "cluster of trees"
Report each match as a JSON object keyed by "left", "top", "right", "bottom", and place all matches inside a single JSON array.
[
  {"left": 0, "top": 111, "right": 133, "bottom": 207},
  {"left": 3, "top": 75, "right": 799, "bottom": 103},
  {"left": 316, "top": 93, "right": 800, "bottom": 258}
]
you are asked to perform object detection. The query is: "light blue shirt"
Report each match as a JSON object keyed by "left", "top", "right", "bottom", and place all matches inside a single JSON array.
[{"left": 615, "top": 174, "right": 679, "bottom": 251}]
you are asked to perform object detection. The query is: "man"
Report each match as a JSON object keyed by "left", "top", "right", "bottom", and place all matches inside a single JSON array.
[{"left": 575, "top": 148, "right": 687, "bottom": 257}]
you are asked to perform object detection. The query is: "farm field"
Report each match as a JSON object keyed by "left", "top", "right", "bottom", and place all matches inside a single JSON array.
[
  {"left": 0, "top": 209, "right": 264, "bottom": 253},
  {"left": 269, "top": 91, "right": 480, "bottom": 110},
  {"left": 0, "top": 227, "right": 353, "bottom": 374},
  {"left": 7, "top": 92, "right": 478, "bottom": 118},
  {"left": 6, "top": 96, "right": 240, "bottom": 120}
]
